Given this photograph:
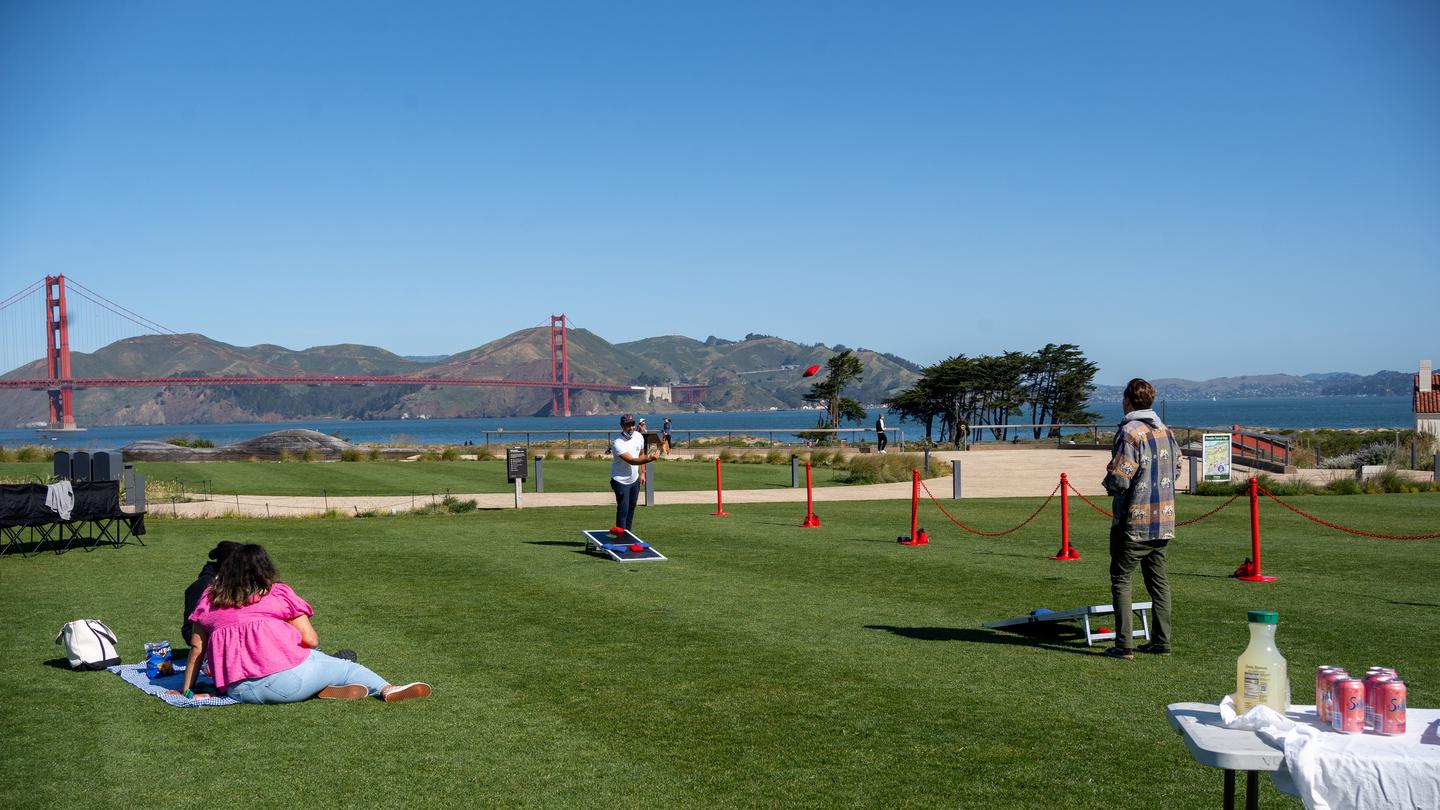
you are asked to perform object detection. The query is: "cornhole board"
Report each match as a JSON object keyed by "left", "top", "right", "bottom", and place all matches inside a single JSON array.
[
  {"left": 983, "top": 602, "right": 1152, "bottom": 646},
  {"left": 581, "top": 529, "right": 667, "bottom": 563}
]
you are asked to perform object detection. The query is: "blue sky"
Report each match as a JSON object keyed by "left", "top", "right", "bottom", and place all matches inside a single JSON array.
[{"left": 2, "top": 1, "right": 1437, "bottom": 384}]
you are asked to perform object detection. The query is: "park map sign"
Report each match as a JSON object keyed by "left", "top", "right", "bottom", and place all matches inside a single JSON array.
[{"left": 1202, "top": 433, "right": 1233, "bottom": 482}]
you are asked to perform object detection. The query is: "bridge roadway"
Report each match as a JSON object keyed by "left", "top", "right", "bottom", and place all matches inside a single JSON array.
[
  {"left": 0, "top": 375, "right": 687, "bottom": 393},
  {"left": 152, "top": 449, "right": 1131, "bottom": 518}
]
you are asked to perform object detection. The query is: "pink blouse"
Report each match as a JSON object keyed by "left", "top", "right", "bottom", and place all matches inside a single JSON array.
[{"left": 188, "top": 582, "right": 313, "bottom": 690}]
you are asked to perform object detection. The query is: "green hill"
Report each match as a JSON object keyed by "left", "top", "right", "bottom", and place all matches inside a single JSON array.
[{"left": 1, "top": 328, "right": 919, "bottom": 426}]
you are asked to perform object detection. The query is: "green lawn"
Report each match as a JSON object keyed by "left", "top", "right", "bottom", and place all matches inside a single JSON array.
[
  {"left": 2, "top": 494, "right": 1436, "bottom": 808},
  {"left": 0, "top": 457, "right": 856, "bottom": 497}
]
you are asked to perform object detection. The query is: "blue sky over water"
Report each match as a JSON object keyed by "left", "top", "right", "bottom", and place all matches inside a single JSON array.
[{"left": 2, "top": 1, "right": 1436, "bottom": 383}]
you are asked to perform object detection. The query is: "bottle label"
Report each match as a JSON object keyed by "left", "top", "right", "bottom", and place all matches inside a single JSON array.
[{"left": 1243, "top": 666, "right": 1270, "bottom": 707}]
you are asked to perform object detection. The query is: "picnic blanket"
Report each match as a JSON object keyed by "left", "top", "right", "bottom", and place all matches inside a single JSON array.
[{"left": 106, "top": 661, "right": 238, "bottom": 708}]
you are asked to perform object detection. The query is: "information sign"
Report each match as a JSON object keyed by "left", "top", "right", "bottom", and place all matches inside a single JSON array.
[
  {"left": 1202, "top": 433, "right": 1233, "bottom": 482},
  {"left": 506, "top": 448, "right": 527, "bottom": 483}
]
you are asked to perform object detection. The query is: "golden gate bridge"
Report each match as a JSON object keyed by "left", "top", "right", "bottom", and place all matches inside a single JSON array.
[{"left": 0, "top": 276, "right": 707, "bottom": 429}]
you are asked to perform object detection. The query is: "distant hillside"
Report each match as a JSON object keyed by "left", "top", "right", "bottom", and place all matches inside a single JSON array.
[
  {"left": 618, "top": 334, "right": 921, "bottom": 411},
  {"left": 5, "top": 328, "right": 920, "bottom": 426},
  {"left": 2, "top": 328, "right": 1410, "bottom": 427},
  {"left": 1091, "top": 371, "right": 1414, "bottom": 402}
]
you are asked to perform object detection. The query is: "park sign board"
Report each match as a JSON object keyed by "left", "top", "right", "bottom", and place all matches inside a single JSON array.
[
  {"left": 1202, "top": 433, "right": 1232, "bottom": 482},
  {"left": 506, "top": 447, "right": 527, "bottom": 483}
]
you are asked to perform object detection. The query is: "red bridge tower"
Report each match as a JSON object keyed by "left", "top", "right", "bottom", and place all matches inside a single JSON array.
[
  {"left": 44, "top": 275, "right": 77, "bottom": 430},
  {"left": 550, "top": 314, "right": 570, "bottom": 417}
]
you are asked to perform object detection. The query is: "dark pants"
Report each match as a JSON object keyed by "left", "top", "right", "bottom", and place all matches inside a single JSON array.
[
  {"left": 610, "top": 479, "right": 640, "bottom": 531},
  {"left": 877, "top": 431, "right": 887, "bottom": 452},
  {"left": 1109, "top": 526, "right": 1172, "bottom": 650}
]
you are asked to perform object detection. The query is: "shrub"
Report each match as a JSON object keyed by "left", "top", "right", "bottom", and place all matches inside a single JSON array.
[
  {"left": 441, "top": 446, "right": 460, "bottom": 461},
  {"left": 164, "top": 436, "right": 214, "bottom": 448},
  {"left": 368, "top": 447, "right": 382, "bottom": 461},
  {"left": 278, "top": 450, "right": 294, "bottom": 463},
  {"left": 301, "top": 448, "right": 318, "bottom": 463},
  {"left": 16, "top": 445, "right": 49, "bottom": 463},
  {"left": 1323, "top": 478, "right": 1362, "bottom": 495},
  {"left": 340, "top": 448, "right": 364, "bottom": 462},
  {"left": 840, "top": 452, "right": 933, "bottom": 485},
  {"left": 0, "top": 446, "right": 13, "bottom": 463},
  {"left": 765, "top": 449, "right": 787, "bottom": 465},
  {"left": 718, "top": 448, "right": 738, "bottom": 463},
  {"left": 474, "top": 447, "right": 495, "bottom": 460},
  {"left": 442, "top": 495, "right": 478, "bottom": 513}
]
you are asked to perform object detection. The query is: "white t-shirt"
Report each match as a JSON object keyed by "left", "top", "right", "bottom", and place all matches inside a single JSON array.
[{"left": 611, "top": 431, "right": 646, "bottom": 484}]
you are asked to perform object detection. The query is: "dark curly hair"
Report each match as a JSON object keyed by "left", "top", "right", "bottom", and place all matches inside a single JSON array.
[{"left": 207, "top": 543, "right": 278, "bottom": 609}]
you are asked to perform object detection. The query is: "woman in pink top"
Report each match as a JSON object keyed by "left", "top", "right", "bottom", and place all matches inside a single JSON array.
[{"left": 176, "top": 544, "right": 430, "bottom": 704}]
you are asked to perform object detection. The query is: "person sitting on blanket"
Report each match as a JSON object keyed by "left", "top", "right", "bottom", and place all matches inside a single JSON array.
[
  {"left": 174, "top": 543, "right": 430, "bottom": 704},
  {"left": 181, "top": 540, "right": 239, "bottom": 645}
]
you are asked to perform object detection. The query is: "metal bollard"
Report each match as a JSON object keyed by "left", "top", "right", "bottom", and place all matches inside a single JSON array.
[
  {"left": 952, "top": 459, "right": 961, "bottom": 499},
  {"left": 923, "top": 447, "right": 930, "bottom": 473},
  {"left": 645, "top": 463, "right": 654, "bottom": 506},
  {"left": 791, "top": 454, "right": 799, "bottom": 488},
  {"left": 1434, "top": 453, "right": 1439, "bottom": 484},
  {"left": 1188, "top": 456, "right": 1198, "bottom": 494},
  {"left": 534, "top": 455, "right": 545, "bottom": 493},
  {"left": 1315, "top": 448, "right": 1321, "bottom": 466}
]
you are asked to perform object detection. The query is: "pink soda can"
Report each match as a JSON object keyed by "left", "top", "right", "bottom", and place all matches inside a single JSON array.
[
  {"left": 1315, "top": 667, "right": 1342, "bottom": 723},
  {"left": 1379, "top": 681, "right": 1407, "bottom": 736},
  {"left": 1364, "top": 673, "right": 1392, "bottom": 729},
  {"left": 1321, "top": 670, "right": 1350, "bottom": 725},
  {"left": 1331, "top": 678, "right": 1366, "bottom": 734}
]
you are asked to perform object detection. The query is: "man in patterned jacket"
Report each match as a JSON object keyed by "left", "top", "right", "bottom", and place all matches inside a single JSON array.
[{"left": 1101, "top": 378, "right": 1181, "bottom": 660}]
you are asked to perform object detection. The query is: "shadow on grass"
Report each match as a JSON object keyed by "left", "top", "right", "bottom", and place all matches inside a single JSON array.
[
  {"left": 864, "top": 624, "right": 1098, "bottom": 657},
  {"left": 43, "top": 657, "right": 74, "bottom": 670},
  {"left": 524, "top": 540, "right": 592, "bottom": 555}
]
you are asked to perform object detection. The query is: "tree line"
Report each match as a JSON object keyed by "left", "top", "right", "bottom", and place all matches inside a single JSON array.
[
  {"left": 882, "top": 344, "right": 1100, "bottom": 447},
  {"left": 797, "top": 344, "right": 1100, "bottom": 448}
]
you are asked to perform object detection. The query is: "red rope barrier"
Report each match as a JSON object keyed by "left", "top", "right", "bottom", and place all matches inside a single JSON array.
[
  {"left": 1178, "top": 492, "right": 1242, "bottom": 526},
  {"left": 917, "top": 479, "right": 1061, "bottom": 537},
  {"left": 1256, "top": 485, "right": 1440, "bottom": 540},
  {"left": 1065, "top": 481, "right": 1112, "bottom": 518},
  {"left": 1066, "top": 479, "right": 1240, "bottom": 527}
]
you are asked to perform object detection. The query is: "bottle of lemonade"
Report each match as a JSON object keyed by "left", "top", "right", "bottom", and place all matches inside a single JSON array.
[{"left": 1236, "top": 610, "right": 1289, "bottom": 714}]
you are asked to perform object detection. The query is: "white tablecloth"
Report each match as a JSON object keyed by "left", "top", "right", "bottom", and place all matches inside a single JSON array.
[{"left": 1220, "top": 697, "right": 1440, "bottom": 810}]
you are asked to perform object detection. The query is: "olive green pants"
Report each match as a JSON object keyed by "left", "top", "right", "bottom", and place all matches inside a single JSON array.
[{"left": 1109, "top": 526, "right": 1172, "bottom": 650}]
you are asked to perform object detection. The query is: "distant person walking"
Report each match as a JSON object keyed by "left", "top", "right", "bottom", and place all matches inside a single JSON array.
[
  {"left": 1100, "top": 378, "right": 1181, "bottom": 660},
  {"left": 610, "top": 413, "right": 659, "bottom": 532},
  {"left": 662, "top": 416, "right": 672, "bottom": 454},
  {"left": 875, "top": 414, "right": 888, "bottom": 453}
]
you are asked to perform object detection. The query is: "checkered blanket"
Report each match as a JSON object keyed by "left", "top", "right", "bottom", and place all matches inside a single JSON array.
[{"left": 106, "top": 661, "right": 239, "bottom": 707}]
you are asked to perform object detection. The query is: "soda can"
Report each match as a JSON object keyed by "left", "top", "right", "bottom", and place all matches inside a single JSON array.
[
  {"left": 1321, "top": 670, "right": 1350, "bottom": 725},
  {"left": 1365, "top": 676, "right": 1393, "bottom": 730},
  {"left": 1379, "top": 680, "right": 1407, "bottom": 736},
  {"left": 1331, "top": 678, "right": 1366, "bottom": 734},
  {"left": 1315, "top": 667, "right": 1342, "bottom": 723}
]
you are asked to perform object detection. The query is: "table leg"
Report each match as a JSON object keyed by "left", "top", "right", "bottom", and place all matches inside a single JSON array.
[
  {"left": 1245, "top": 771, "right": 1259, "bottom": 810},
  {"left": 1223, "top": 770, "right": 1235, "bottom": 810}
]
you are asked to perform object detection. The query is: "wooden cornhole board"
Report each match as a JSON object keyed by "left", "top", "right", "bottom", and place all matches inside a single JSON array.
[
  {"left": 581, "top": 529, "right": 667, "bottom": 563},
  {"left": 983, "top": 602, "right": 1152, "bottom": 646}
]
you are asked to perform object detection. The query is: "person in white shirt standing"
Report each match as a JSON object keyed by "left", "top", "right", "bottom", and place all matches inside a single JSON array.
[{"left": 610, "top": 413, "right": 659, "bottom": 532}]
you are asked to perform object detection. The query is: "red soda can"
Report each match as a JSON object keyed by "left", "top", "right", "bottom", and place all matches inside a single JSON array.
[
  {"left": 1315, "top": 667, "right": 1339, "bottom": 722},
  {"left": 1363, "top": 673, "right": 1391, "bottom": 729},
  {"left": 1379, "top": 681, "right": 1407, "bottom": 736},
  {"left": 1322, "top": 670, "right": 1350, "bottom": 725},
  {"left": 1331, "top": 678, "right": 1365, "bottom": 733}
]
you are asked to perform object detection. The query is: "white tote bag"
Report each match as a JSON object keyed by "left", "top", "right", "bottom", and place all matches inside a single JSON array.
[{"left": 55, "top": 619, "right": 120, "bottom": 670}]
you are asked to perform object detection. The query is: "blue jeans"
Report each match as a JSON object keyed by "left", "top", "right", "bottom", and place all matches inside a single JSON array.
[
  {"left": 225, "top": 649, "right": 388, "bottom": 704},
  {"left": 611, "top": 479, "right": 639, "bottom": 531}
]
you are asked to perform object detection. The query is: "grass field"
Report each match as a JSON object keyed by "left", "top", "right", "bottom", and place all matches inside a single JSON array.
[
  {"left": 2, "top": 493, "right": 1436, "bottom": 808},
  {"left": 0, "top": 457, "right": 859, "bottom": 497}
]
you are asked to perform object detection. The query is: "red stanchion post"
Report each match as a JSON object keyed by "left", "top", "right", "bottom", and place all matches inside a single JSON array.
[
  {"left": 711, "top": 457, "right": 728, "bottom": 517},
  {"left": 1237, "top": 476, "right": 1275, "bottom": 582},
  {"left": 898, "top": 468, "right": 928, "bottom": 545},
  {"left": 1051, "top": 472, "right": 1081, "bottom": 560},
  {"left": 800, "top": 463, "right": 820, "bottom": 527}
]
